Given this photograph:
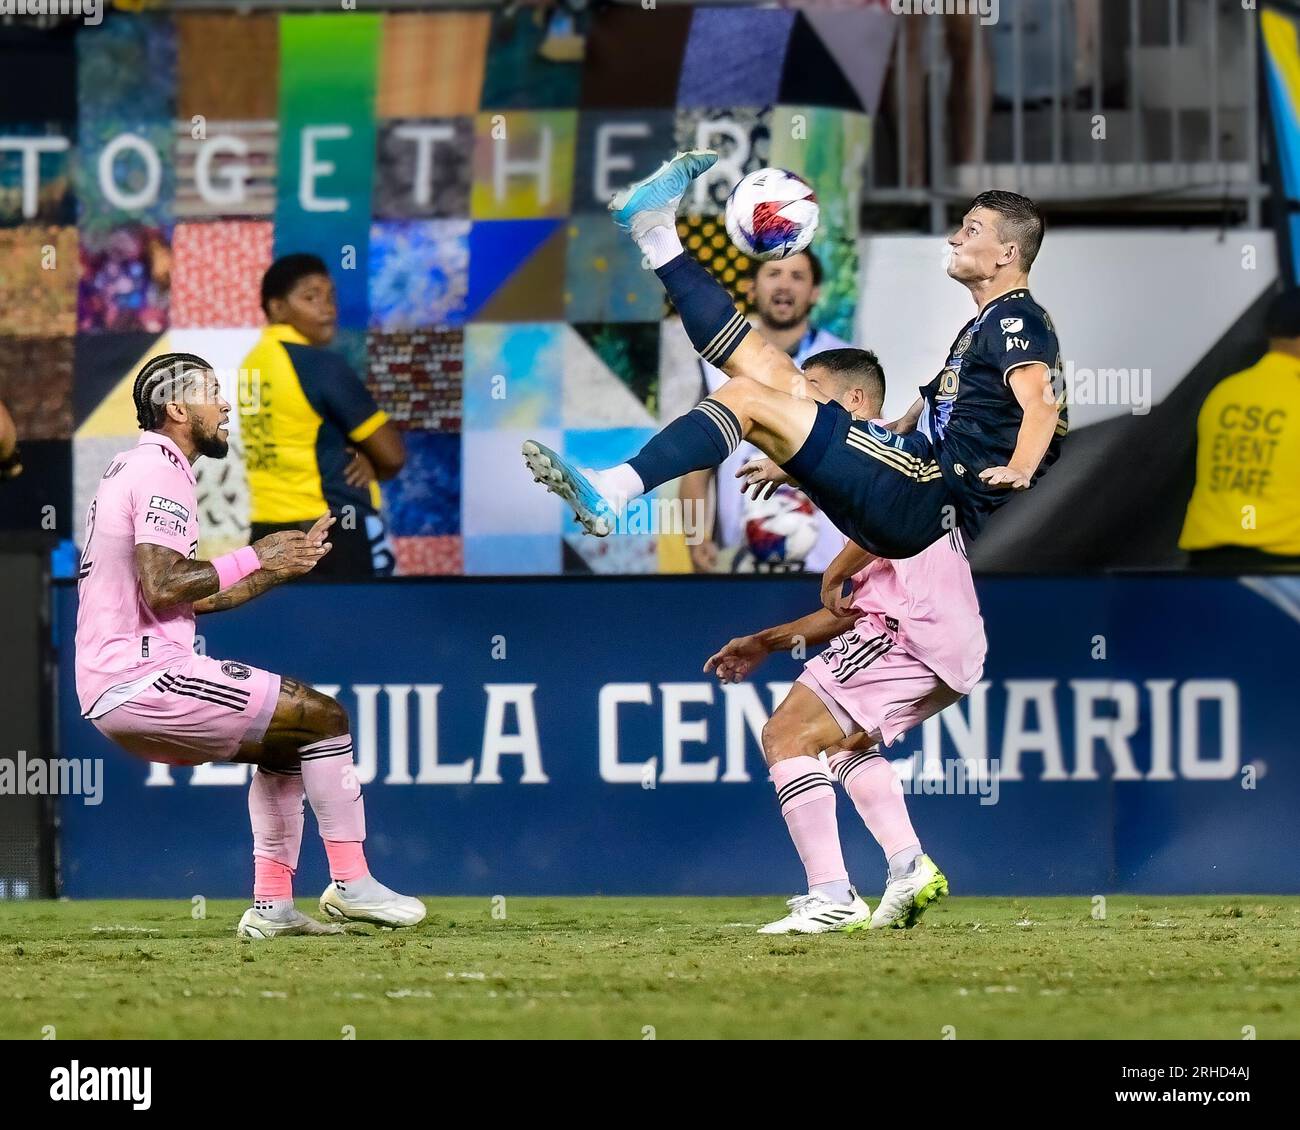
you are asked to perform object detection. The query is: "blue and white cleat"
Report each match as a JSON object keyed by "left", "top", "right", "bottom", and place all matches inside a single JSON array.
[
  {"left": 608, "top": 149, "right": 719, "bottom": 237},
  {"left": 522, "top": 441, "right": 616, "bottom": 537}
]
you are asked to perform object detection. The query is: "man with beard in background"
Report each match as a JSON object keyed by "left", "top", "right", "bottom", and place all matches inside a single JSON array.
[{"left": 678, "top": 250, "right": 853, "bottom": 573}]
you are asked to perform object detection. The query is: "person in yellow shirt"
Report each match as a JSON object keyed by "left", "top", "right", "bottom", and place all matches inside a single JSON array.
[
  {"left": 240, "top": 255, "right": 406, "bottom": 579},
  {"left": 1180, "top": 289, "right": 1300, "bottom": 571}
]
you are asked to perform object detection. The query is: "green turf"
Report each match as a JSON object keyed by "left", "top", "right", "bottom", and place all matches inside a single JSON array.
[{"left": 0, "top": 896, "right": 1296, "bottom": 1039}]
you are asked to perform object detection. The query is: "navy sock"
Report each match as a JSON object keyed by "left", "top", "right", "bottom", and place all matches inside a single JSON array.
[
  {"left": 656, "top": 253, "right": 751, "bottom": 366},
  {"left": 627, "top": 399, "right": 742, "bottom": 493}
]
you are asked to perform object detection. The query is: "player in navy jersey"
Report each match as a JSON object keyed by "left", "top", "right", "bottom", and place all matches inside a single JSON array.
[
  {"left": 522, "top": 151, "right": 1066, "bottom": 561},
  {"left": 891, "top": 216, "right": 1068, "bottom": 543}
]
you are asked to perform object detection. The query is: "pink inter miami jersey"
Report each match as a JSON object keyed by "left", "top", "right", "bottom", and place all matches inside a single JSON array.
[
  {"left": 75, "top": 433, "right": 201, "bottom": 717},
  {"left": 848, "top": 529, "right": 986, "bottom": 695}
]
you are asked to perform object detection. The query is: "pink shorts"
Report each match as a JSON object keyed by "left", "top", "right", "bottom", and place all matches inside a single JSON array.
[
  {"left": 92, "top": 654, "right": 281, "bottom": 765},
  {"left": 798, "top": 625, "right": 962, "bottom": 747}
]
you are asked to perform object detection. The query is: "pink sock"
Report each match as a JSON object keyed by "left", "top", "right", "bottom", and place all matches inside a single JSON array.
[
  {"left": 323, "top": 840, "right": 368, "bottom": 882},
  {"left": 299, "top": 735, "right": 368, "bottom": 880},
  {"left": 768, "top": 756, "right": 848, "bottom": 888},
  {"left": 254, "top": 857, "right": 295, "bottom": 901},
  {"left": 828, "top": 750, "right": 921, "bottom": 865},
  {"left": 249, "top": 767, "right": 304, "bottom": 901}
]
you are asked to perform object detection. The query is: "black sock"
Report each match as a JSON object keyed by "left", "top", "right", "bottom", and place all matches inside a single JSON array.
[
  {"left": 656, "top": 253, "right": 751, "bottom": 366},
  {"left": 627, "top": 399, "right": 742, "bottom": 493}
]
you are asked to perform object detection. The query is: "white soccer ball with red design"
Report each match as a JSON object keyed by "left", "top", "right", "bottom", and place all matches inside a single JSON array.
[
  {"left": 742, "top": 485, "right": 819, "bottom": 569},
  {"left": 724, "top": 168, "right": 820, "bottom": 261}
]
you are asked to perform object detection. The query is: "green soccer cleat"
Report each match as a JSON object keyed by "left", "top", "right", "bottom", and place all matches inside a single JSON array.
[{"left": 867, "top": 854, "right": 949, "bottom": 929}]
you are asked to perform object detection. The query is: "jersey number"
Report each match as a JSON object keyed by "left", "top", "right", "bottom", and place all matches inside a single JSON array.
[{"left": 77, "top": 500, "right": 97, "bottom": 585}]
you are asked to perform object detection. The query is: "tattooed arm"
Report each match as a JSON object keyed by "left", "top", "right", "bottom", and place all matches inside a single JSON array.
[
  {"left": 194, "top": 513, "right": 336, "bottom": 614},
  {"left": 134, "top": 543, "right": 220, "bottom": 612},
  {"left": 139, "top": 514, "right": 335, "bottom": 614},
  {"left": 192, "top": 569, "right": 281, "bottom": 614}
]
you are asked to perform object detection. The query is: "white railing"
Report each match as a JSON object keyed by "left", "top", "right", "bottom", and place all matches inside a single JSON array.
[{"left": 869, "top": 0, "right": 1265, "bottom": 230}]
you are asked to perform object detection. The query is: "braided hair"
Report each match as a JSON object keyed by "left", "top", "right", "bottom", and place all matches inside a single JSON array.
[{"left": 132, "top": 353, "right": 214, "bottom": 431}]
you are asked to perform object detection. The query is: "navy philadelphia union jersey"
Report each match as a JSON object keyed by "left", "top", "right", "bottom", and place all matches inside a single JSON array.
[{"left": 919, "top": 289, "right": 1068, "bottom": 539}]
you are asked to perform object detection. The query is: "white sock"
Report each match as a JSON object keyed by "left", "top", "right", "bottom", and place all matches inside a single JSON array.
[
  {"left": 810, "top": 880, "right": 856, "bottom": 906},
  {"left": 888, "top": 845, "right": 923, "bottom": 882},
  {"left": 588, "top": 463, "right": 645, "bottom": 511},
  {"left": 253, "top": 897, "right": 296, "bottom": 917},
  {"left": 635, "top": 223, "right": 684, "bottom": 270}
]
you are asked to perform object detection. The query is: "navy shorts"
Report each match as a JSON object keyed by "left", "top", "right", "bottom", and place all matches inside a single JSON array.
[{"left": 781, "top": 400, "right": 952, "bottom": 559}]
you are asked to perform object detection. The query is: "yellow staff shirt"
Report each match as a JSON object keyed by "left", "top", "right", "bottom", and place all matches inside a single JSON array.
[{"left": 1180, "top": 351, "right": 1300, "bottom": 555}]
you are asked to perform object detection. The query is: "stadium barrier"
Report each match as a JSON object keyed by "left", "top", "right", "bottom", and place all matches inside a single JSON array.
[
  {"left": 51, "top": 574, "right": 1300, "bottom": 898},
  {"left": 0, "top": 551, "right": 56, "bottom": 899}
]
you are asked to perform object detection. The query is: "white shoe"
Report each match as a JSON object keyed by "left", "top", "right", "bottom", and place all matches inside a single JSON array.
[
  {"left": 757, "top": 891, "right": 870, "bottom": 935},
  {"left": 319, "top": 875, "right": 427, "bottom": 928},
  {"left": 236, "top": 904, "right": 344, "bottom": 939},
  {"left": 869, "top": 854, "right": 949, "bottom": 929}
]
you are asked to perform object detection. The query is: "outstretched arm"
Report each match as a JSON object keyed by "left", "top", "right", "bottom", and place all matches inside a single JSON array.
[
  {"left": 192, "top": 569, "right": 281, "bottom": 615},
  {"left": 140, "top": 514, "right": 335, "bottom": 614},
  {"left": 704, "top": 605, "right": 858, "bottom": 684},
  {"left": 979, "top": 363, "right": 1060, "bottom": 490}
]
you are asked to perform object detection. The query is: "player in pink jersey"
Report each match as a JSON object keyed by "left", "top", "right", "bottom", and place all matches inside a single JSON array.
[
  {"left": 705, "top": 390, "right": 987, "bottom": 935},
  {"left": 75, "top": 353, "right": 426, "bottom": 938}
]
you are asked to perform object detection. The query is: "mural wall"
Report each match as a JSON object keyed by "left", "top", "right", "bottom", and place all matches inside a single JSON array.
[{"left": 0, "top": 6, "right": 891, "bottom": 573}]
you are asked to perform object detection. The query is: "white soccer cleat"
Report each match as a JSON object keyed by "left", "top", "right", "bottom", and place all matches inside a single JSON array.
[
  {"left": 319, "top": 875, "right": 427, "bottom": 928},
  {"left": 869, "top": 854, "right": 949, "bottom": 930},
  {"left": 236, "top": 904, "right": 344, "bottom": 939},
  {"left": 757, "top": 890, "right": 871, "bottom": 935}
]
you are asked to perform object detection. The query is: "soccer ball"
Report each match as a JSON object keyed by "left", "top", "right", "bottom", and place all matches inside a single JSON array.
[
  {"left": 724, "top": 168, "right": 820, "bottom": 261},
  {"left": 739, "top": 485, "right": 819, "bottom": 572}
]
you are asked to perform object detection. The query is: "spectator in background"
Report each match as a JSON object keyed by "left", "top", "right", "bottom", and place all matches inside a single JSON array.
[
  {"left": 1180, "top": 288, "right": 1300, "bottom": 572},
  {"left": 679, "top": 250, "right": 853, "bottom": 573},
  {"left": 0, "top": 399, "right": 20, "bottom": 480},
  {"left": 239, "top": 254, "right": 405, "bottom": 579}
]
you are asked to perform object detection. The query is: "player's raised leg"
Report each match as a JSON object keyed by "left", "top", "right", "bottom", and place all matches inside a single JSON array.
[
  {"left": 755, "top": 683, "right": 870, "bottom": 935},
  {"left": 524, "top": 373, "right": 817, "bottom": 536},
  {"left": 825, "top": 748, "right": 948, "bottom": 929},
  {"left": 609, "top": 150, "right": 806, "bottom": 395},
  {"left": 235, "top": 677, "right": 427, "bottom": 932}
]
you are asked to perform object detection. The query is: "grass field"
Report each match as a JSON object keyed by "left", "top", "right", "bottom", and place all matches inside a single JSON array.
[{"left": 1, "top": 896, "right": 1296, "bottom": 1039}]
